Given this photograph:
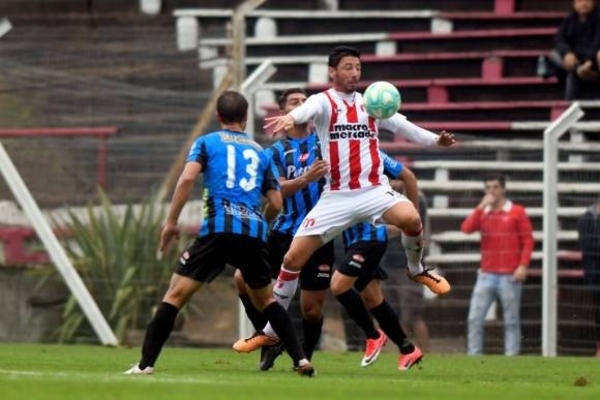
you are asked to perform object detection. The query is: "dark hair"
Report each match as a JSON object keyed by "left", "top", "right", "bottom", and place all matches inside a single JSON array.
[
  {"left": 217, "top": 91, "right": 248, "bottom": 124},
  {"left": 484, "top": 172, "right": 506, "bottom": 188},
  {"left": 328, "top": 46, "right": 361, "bottom": 68},
  {"left": 277, "top": 88, "right": 307, "bottom": 110}
]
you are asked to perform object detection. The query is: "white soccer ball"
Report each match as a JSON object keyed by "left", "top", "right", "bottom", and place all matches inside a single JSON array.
[{"left": 363, "top": 81, "right": 401, "bottom": 119}]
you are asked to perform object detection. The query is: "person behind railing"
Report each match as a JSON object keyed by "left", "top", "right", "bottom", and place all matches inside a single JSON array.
[
  {"left": 542, "top": 0, "right": 600, "bottom": 100},
  {"left": 577, "top": 196, "right": 600, "bottom": 357},
  {"left": 461, "top": 173, "right": 534, "bottom": 356}
]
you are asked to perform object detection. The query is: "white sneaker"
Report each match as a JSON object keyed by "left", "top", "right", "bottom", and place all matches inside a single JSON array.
[{"left": 124, "top": 364, "right": 154, "bottom": 375}]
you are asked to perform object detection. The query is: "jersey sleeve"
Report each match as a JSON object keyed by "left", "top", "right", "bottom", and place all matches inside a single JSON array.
[
  {"left": 380, "top": 150, "right": 404, "bottom": 179},
  {"left": 289, "top": 93, "right": 325, "bottom": 124},
  {"left": 261, "top": 155, "right": 281, "bottom": 195},
  {"left": 379, "top": 114, "right": 439, "bottom": 146},
  {"left": 268, "top": 143, "right": 287, "bottom": 179},
  {"left": 186, "top": 136, "right": 208, "bottom": 170}
]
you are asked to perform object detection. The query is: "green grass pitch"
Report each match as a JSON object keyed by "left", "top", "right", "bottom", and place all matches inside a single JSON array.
[{"left": 0, "top": 344, "right": 597, "bottom": 400}]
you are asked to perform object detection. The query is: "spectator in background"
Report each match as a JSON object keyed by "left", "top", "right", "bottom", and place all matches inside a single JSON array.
[
  {"left": 461, "top": 173, "right": 534, "bottom": 356},
  {"left": 546, "top": 0, "right": 600, "bottom": 100},
  {"left": 380, "top": 188, "right": 430, "bottom": 352},
  {"left": 577, "top": 197, "right": 600, "bottom": 357}
]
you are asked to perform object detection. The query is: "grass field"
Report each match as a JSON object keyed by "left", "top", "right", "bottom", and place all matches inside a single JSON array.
[{"left": 0, "top": 344, "right": 598, "bottom": 400}]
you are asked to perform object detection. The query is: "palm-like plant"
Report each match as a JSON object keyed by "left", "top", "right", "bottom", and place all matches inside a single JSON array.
[{"left": 54, "top": 191, "right": 185, "bottom": 344}]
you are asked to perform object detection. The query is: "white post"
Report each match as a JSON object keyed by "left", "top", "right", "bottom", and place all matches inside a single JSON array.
[
  {"left": 0, "top": 142, "right": 119, "bottom": 346},
  {"left": 0, "top": 18, "right": 12, "bottom": 38},
  {"left": 542, "top": 102, "right": 584, "bottom": 357},
  {"left": 231, "top": 0, "right": 267, "bottom": 90},
  {"left": 241, "top": 60, "right": 277, "bottom": 139}
]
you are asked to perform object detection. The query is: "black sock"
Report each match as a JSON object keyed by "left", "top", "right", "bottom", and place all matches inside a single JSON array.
[
  {"left": 239, "top": 293, "right": 268, "bottom": 332},
  {"left": 139, "top": 302, "right": 179, "bottom": 369},
  {"left": 370, "top": 300, "right": 413, "bottom": 353},
  {"left": 302, "top": 317, "right": 323, "bottom": 361},
  {"left": 263, "top": 302, "right": 306, "bottom": 363},
  {"left": 336, "top": 289, "right": 379, "bottom": 339}
]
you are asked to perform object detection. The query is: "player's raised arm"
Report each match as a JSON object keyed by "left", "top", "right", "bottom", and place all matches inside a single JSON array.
[
  {"left": 379, "top": 114, "right": 456, "bottom": 147},
  {"left": 280, "top": 160, "right": 328, "bottom": 198},
  {"left": 264, "top": 94, "right": 323, "bottom": 133}
]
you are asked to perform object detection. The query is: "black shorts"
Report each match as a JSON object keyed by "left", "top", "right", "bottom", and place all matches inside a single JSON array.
[
  {"left": 176, "top": 233, "right": 272, "bottom": 289},
  {"left": 268, "top": 230, "right": 335, "bottom": 291},
  {"left": 337, "top": 241, "right": 388, "bottom": 292}
]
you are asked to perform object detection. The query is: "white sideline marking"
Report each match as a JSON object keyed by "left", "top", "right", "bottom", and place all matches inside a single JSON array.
[{"left": 0, "top": 369, "right": 229, "bottom": 385}]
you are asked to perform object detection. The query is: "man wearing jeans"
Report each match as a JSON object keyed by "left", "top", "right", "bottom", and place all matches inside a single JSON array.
[{"left": 461, "top": 173, "right": 534, "bottom": 356}]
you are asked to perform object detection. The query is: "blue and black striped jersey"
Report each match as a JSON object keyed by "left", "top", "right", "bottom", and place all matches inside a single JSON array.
[
  {"left": 270, "top": 132, "right": 324, "bottom": 235},
  {"left": 187, "top": 129, "right": 279, "bottom": 241},
  {"left": 342, "top": 151, "right": 404, "bottom": 249}
]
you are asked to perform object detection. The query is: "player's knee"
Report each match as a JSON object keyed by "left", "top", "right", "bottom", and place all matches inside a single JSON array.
[
  {"left": 330, "top": 273, "right": 353, "bottom": 296},
  {"left": 362, "top": 292, "right": 383, "bottom": 309},
  {"left": 163, "top": 287, "right": 190, "bottom": 308},
  {"left": 282, "top": 252, "right": 303, "bottom": 271},
  {"left": 400, "top": 213, "right": 422, "bottom": 234},
  {"left": 302, "top": 306, "right": 323, "bottom": 322}
]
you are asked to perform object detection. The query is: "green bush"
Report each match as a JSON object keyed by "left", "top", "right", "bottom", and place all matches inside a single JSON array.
[{"left": 53, "top": 191, "right": 188, "bottom": 344}]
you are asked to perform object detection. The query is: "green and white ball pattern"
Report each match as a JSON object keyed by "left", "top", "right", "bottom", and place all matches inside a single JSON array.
[{"left": 363, "top": 81, "right": 401, "bottom": 119}]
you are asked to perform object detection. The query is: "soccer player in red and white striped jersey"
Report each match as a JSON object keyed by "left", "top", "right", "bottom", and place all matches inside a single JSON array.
[{"left": 264, "top": 46, "right": 454, "bottom": 331}]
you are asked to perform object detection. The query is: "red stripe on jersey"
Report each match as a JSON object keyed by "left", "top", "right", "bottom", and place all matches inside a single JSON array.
[
  {"left": 368, "top": 116, "right": 377, "bottom": 133},
  {"left": 324, "top": 91, "right": 338, "bottom": 132},
  {"left": 348, "top": 140, "right": 362, "bottom": 189},
  {"left": 343, "top": 100, "right": 358, "bottom": 123},
  {"left": 329, "top": 141, "right": 341, "bottom": 190},
  {"left": 368, "top": 139, "right": 381, "bottom": 185}
]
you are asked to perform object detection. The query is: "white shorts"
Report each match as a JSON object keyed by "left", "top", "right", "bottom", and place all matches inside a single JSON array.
[{"left": 295, "top": 184, "right": 409, "bottom": 244}]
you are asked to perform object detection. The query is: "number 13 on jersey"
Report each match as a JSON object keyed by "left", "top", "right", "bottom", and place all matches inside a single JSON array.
[{"left": 225, "top": 144, "right": 260, "bottom": 191}]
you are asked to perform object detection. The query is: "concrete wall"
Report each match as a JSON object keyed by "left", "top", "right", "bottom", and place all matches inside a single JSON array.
[{"left": 0, "top": 267, "right": 66, "bottom": 343}]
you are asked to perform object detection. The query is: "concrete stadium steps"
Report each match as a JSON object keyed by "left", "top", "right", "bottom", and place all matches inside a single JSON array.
[
  {"left": 440, "top": 11, "right": 564, "bottom": 31},
  {"left": 339, "top": 0, "right": 570, "bottom": 13},
  {"left": 200, "top": 27, "right": 557, "bottom": 58},
  {"left": 400, "top": 100, "right": 569, "bottom": 122},
  {"left": 0, "top": 0, "right": 139, "bottom": 15},
  {"left": 172, "top": 0, "right": 322, "bottom": 11},
  {"left": 390, "top": 27, "right": 557, "bottom": 53},
  {"left": 246, "top": 49, "right": 549, "bottom": 84},
  {"left": 177, "top": 9, "right": 435, "bottom": 37},
  {"left": 181, "top": 8, "right": 561, "bottom": 40},
  {"left": 284, "top": 77, "right": 563, "bottom": 106},
  {"left": 263, "top": 100, "right": 570, "bottom": 127}
]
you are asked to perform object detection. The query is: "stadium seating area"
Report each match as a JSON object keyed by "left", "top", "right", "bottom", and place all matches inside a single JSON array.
[
  {"left": 172, "top": 0, "right": 600, "bottom": 354},
  {"left": 1, "top": 0, "right": 598, "bottom": 354}
]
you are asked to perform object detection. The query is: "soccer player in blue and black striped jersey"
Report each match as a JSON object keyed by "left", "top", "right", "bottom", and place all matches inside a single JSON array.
[
  {"left": 232, "top": 88, "right": 332, "bottom": 370},
  {"left": 332, "top": 153, "right": 424, "bottom": 371},
  {"left": 125, "top": 91, "right": 314, "bottom": 377}
]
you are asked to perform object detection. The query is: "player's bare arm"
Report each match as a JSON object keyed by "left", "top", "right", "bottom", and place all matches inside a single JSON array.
[
  {"left": 280, "top": 160, "right": 328, "bottom": 197},
  {"left": 264, "top": 188, "right": 283, "bottom": 216},
  {"left": 160, "top": 161, "right": 202, "bottom": 252}
]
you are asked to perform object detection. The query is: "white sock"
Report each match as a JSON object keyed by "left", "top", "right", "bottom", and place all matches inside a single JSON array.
[
  {"left": 273, "top": 267, "right": 300, "bottom": 309},
  {"left": 401, "top": 231, "right": 424, "bottom": 275},
  {"left": 262, "top": 267, "right": 300, "bottom": 338}
]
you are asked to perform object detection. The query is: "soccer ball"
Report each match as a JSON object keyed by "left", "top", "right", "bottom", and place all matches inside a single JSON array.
[{"left": 363, "top": 81, "right": 401, "bottom": 119}]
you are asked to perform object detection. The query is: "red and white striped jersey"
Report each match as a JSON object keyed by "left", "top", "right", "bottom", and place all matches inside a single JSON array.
[{"left": 289, "top": 88, "right": 435, "bottom": 192}]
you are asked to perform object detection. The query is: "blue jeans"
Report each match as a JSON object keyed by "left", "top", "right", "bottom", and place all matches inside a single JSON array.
[{"left": 467, "top": 270, "right": 522, "bottom": 356}]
